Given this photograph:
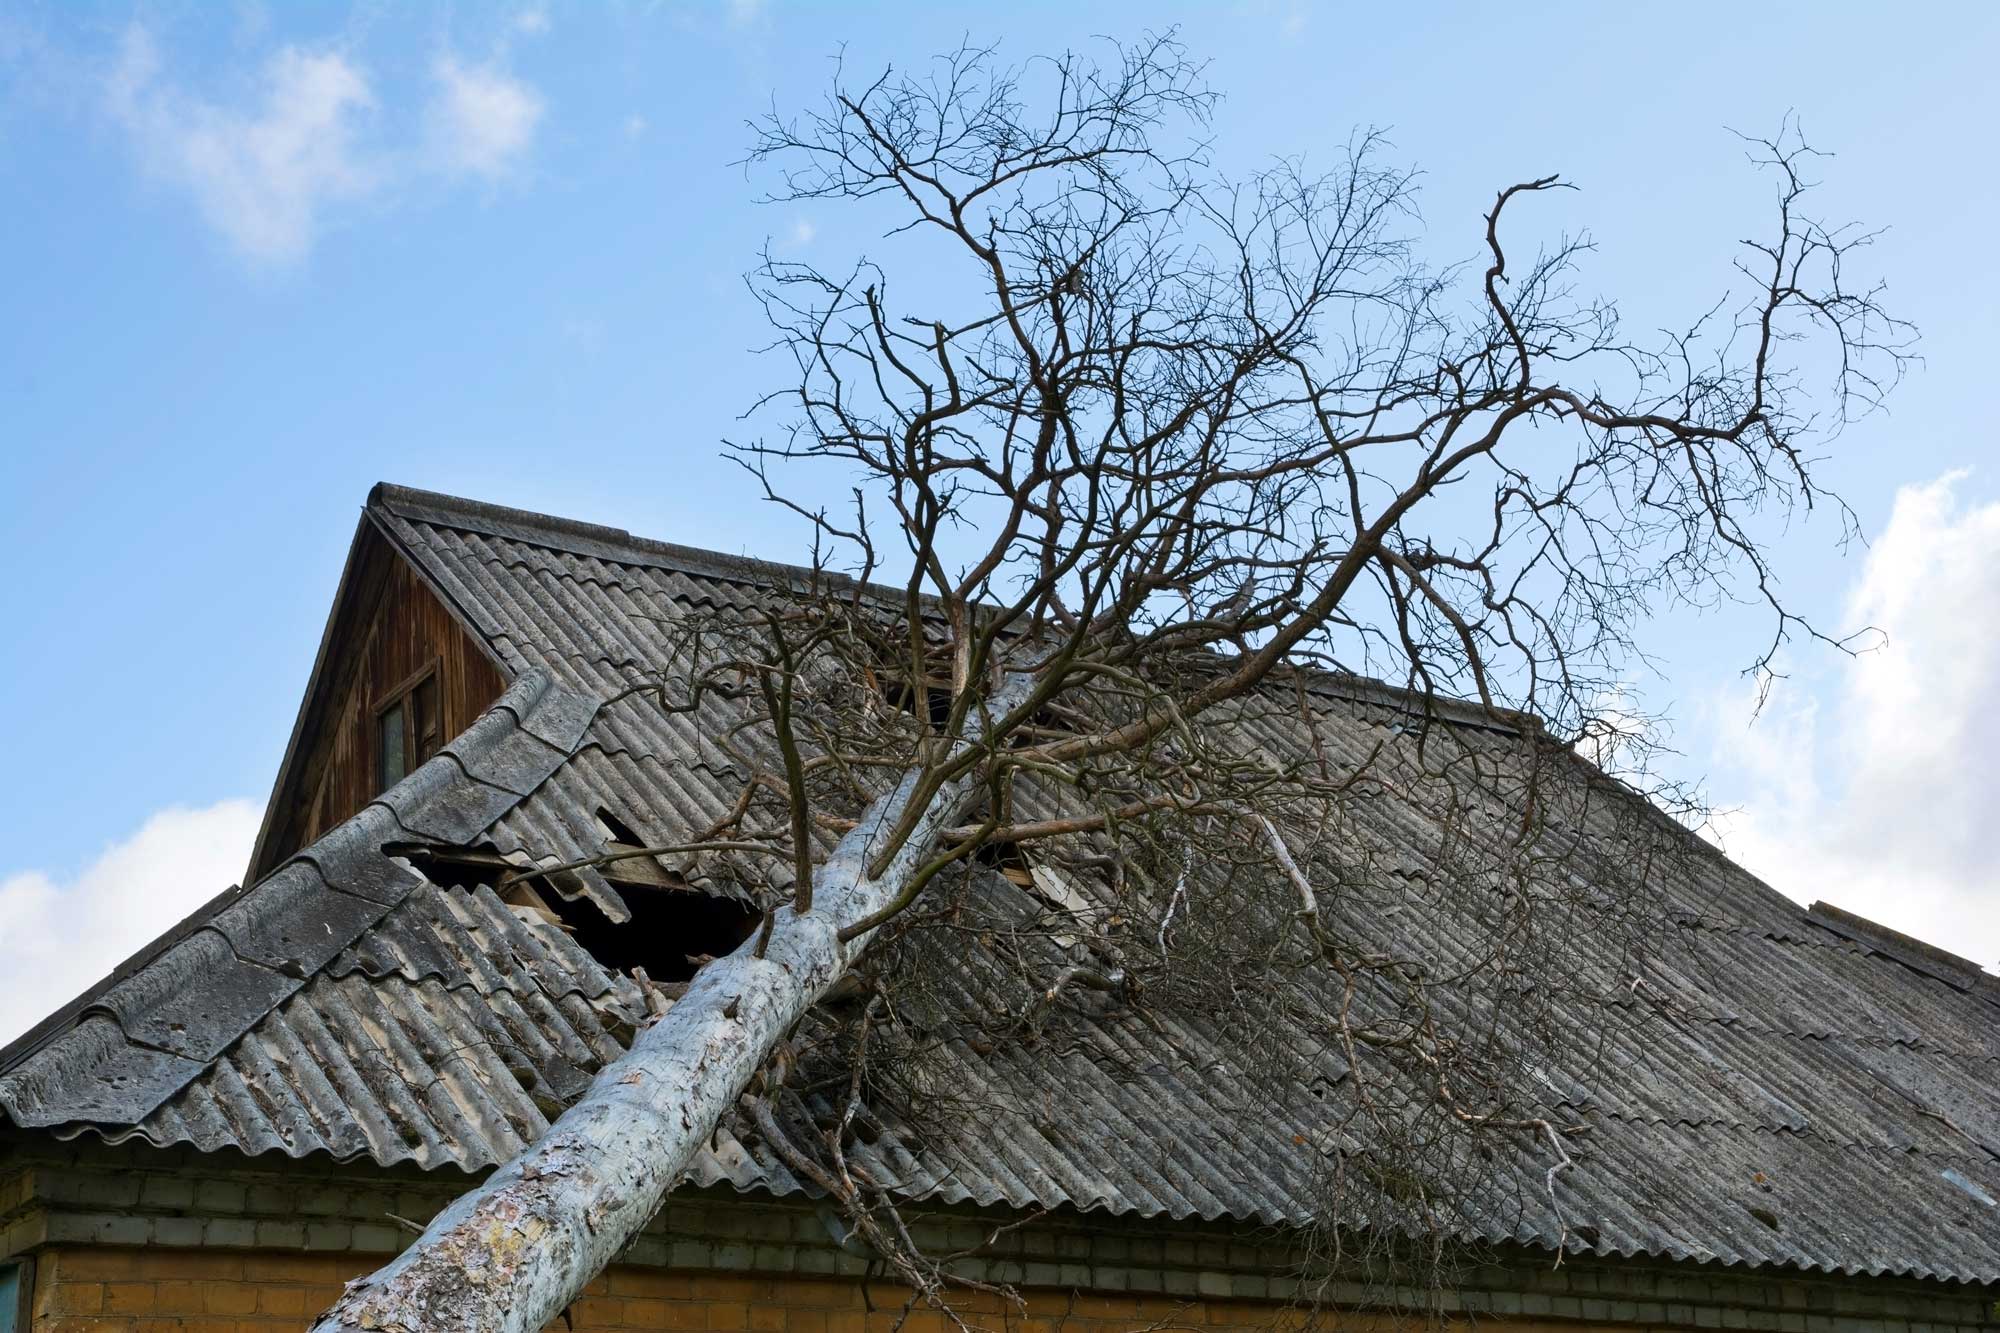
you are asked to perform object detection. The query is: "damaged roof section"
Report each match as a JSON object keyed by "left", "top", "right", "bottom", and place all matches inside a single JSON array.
[
  {"left": 2, "top": 484, "right": 1997, "bottom": 1286},
  {"left": 123, "top": 879, "right": 648, "bottom": 1170},
  {"left": 0, "top": 668, "right": 593, "bottom": 1134}
]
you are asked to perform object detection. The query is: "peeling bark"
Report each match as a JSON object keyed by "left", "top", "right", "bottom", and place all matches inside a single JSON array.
[{"left": 311, "top": 679, "right": 1030, "bottom": 1333}]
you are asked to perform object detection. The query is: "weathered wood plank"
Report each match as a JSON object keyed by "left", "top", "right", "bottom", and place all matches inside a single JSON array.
[{"left": 262, "top": 538, "right": 509, "bottom": 871}]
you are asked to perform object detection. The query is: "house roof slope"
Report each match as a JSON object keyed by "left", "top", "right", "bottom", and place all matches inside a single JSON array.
[{"left": 2, "top": 483, "right": 1996, "bottom": 1284}]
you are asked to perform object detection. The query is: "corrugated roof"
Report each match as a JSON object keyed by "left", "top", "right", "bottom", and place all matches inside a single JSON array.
[{"left": 4, "top": 482, "right": 1997, "bottom": 1285}]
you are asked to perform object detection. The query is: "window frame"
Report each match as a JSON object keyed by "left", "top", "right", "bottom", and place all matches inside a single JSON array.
[
  {"left": 374, "top": 658, "right": 444, "bottom": 795},
  {"left": 0, "top": 1256, "right": 33, "bottom": 1333}
]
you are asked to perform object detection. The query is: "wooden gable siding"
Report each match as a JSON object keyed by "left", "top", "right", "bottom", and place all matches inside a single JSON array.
[
  {"left": 297, "top": 555, "right": 507, "bottom": 846},
  {"left": 253, "top": 528, "right": 508, "bottom": 876}
]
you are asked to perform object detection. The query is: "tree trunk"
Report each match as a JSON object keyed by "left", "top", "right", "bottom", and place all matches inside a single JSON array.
[{"left": 311, "top": 679, "right": 1030, "bottom": 1333}]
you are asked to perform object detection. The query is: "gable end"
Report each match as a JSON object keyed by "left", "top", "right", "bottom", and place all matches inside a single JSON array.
[{"left": 247, "top": 512, "right": 510, "bottom": 880}]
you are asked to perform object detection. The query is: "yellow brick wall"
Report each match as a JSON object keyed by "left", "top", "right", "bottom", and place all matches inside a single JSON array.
[{"left": 21, "top": 1245, "right": 1498, "bottom": 1333}]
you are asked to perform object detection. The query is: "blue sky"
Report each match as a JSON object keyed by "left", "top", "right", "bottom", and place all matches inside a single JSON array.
[{"left": 2, "top": 1, "right": 1997, "bottom": 1035}]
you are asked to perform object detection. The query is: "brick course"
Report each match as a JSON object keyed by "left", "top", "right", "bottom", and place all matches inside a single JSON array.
[
  {"left": 6, "top": 1147, "right": 1996, "bottom": 1333},
  {"left": 24, "top": 1246, "right": 1340, "bottom": 1333},
  {"left": 20, "top": 1247, "right": 2000, "bottom": 1333}
]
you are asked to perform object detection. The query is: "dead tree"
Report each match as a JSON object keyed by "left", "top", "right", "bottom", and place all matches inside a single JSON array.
[{"left": 313, "top": 35, "right": 1908, "bottom": 1333}]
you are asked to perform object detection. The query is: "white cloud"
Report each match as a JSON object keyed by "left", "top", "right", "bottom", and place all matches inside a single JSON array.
[
  {"left": 624, "top": 113, "right": 648, "bottom": 140},
  {"left": 104, "top": 26, "right": 550, "bottom": 264},
  {"left": 107, "top": 28, "right": 377, "bottom": 264},
  {"left": 726, "top": 0, "right": 766, "bottom": 28},
  {"left": 785, "top": 217, "right": 816, "bottom": 248},
  {"left": 1705, "top": 470, "right": 2000, "bottom": 970},
  {"left": 426, "top": 54, "right": 544, "bottom": 180},
  {"left": 0, "top": 800, "right": 260, "bottom": 1047}
]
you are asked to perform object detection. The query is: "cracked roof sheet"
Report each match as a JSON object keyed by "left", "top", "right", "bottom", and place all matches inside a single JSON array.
[{"left": 2, "top": 483, "right": 1996, "bottom": 1284}]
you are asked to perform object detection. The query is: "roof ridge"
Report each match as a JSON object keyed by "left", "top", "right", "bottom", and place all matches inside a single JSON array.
[
  {"left": 1806, "top": 899, "right": 2000, "bottom": 998},
  {"left": 372, "top": 481, "right": 1550, "bottom": 739},
  {"left": 370, "top": 482, "right": 842, "bottom": 591}
]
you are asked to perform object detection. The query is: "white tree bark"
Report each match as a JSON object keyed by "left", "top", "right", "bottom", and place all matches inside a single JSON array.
[{"left": 312, "top": 679, "right": 1030, "bottom": 1333}]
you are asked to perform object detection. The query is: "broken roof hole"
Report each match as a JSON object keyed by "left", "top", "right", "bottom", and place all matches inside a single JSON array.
[
  {"left": 976, "top": 839, "right": 1095, "bottom": 920},
  {"left": 869, "top": 634, "right": 958, "bottom": 732},
  {"left": 388, "top": 843, "right": 513, "bottom": 891},
  {"left": 544, "top": 880, "right": 761, "bottom": 984},
  {"left": 393, "top": 838, "right": 753, "bottom": 982},
  {"left": 595, "top": 806, "right": 646, "bottom": 848},
  {"left": 973, "top": 839, "right": 1035, "bottom": 890},
  {"left": 879, "top": 671, "right": 953, "bottom": 732},
  {"left": 593, "top": 806, "right": 687, "bottom": 891},
  {"left": 390, "top": 842, "right": 595, "bottom": 926}
]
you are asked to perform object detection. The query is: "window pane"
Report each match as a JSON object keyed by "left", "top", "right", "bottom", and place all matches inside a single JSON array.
[
  {"left": 413, "top": 673, "right": 441, "bottom": 763},
  {"left": 378, "top": 700, "right": 407, "bottom": 791},
  {"left": 0, "top": 1263, "right": 20, "bottom": 1333}
]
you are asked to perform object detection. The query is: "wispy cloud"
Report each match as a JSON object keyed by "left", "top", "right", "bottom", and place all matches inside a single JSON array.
[
  {"left": 426, "top": 54, "right": 543, "bottom": 180},
  {"left": 1705, "top": 470, "right": 2000, "bottom": 969},
  {"left": 0, "top": 799, "right": 260, "bottom": 1046},
  {"left": 107, "top": 27, "right": 378, "bottom": 264},
  {"left": 104, "top": 24, "right": 548, "bottom": 265}
]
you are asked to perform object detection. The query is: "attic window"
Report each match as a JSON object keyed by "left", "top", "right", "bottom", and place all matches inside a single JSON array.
[{"left": 377, "top": 664, "right": 442, "bottom": 793}]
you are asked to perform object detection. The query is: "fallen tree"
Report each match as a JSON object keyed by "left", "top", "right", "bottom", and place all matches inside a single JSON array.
[
  {"left": 315, "top": 676, "right": 1035, "bottom": 1333},
  {"left": 314, "top": 34, "right": 1907, "bottom": 1333}
]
